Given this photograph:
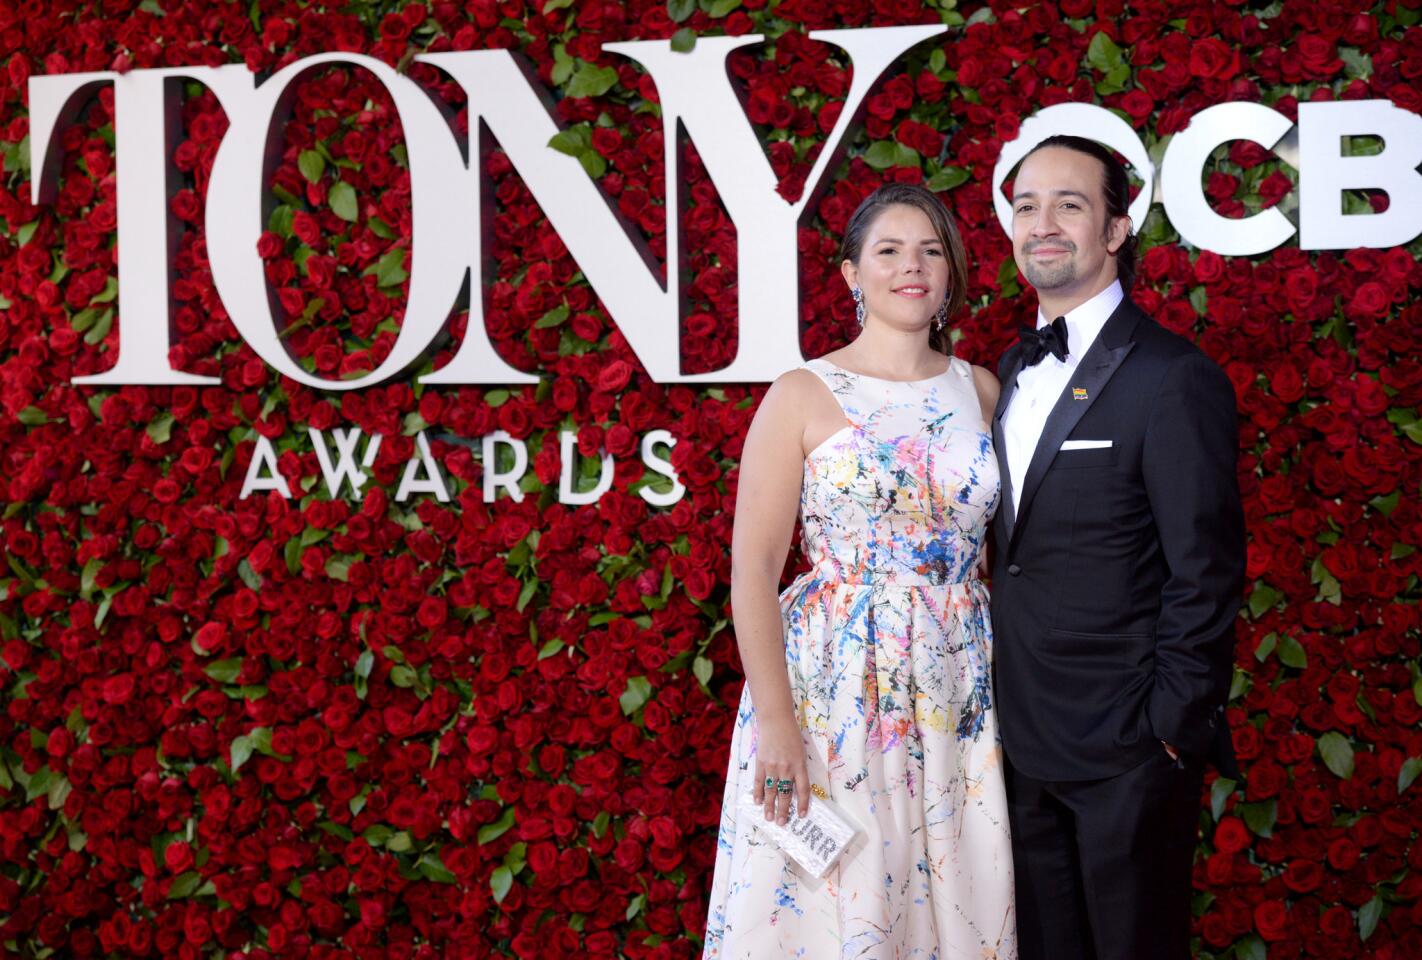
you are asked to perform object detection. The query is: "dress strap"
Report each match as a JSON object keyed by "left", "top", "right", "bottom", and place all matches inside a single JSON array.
[{"left": 800, "top": 358, "right": 854, "bottom": 420}]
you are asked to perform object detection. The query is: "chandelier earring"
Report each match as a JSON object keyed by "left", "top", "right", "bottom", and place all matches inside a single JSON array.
[
  {"left": 933, "top": 301, "right": 948, "bottom": 332},
  {"left": 851, "top": 286, "right": 866, "bottom": 326}
]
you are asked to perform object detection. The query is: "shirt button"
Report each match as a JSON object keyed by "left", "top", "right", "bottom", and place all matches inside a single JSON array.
[{"left": 1007, "top": 564, "right": 1022, "bottom": 576}]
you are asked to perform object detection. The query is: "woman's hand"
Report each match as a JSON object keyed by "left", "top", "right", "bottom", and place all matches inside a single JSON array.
[{"left": 753, "top": 713, "right": 810, "bottom": 824}]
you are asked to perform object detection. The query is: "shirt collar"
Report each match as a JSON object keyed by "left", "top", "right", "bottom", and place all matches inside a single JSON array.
[{"left": 1036, "top": 279, "right": 1123, "bottom": 362}]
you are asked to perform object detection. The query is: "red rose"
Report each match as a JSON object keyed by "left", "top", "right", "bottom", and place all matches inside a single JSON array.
[
  {"left": 1254, "top": 900, "right": 1288, "bottom": 941},
  {"left": 163, "top": 841, "right": 194, "bottom": 874},
  {"left": 1214, "top": 817, "right": 1250, "bottom": 854},
  {"left": 596, "top": 360, "right": 633, "bottom": 393},
  {"left": 1189, "top": 38, "right": 1239, "bottom": 79}
]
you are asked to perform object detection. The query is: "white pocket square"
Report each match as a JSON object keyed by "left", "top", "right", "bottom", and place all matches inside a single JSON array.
[{"left": 1061, "top": 440, "right": 1112, "bottom": 450}]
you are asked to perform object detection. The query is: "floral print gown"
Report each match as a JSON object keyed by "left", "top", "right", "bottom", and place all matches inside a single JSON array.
[{"left": 703, "top": 357, "right": 1017, "bottom": 959}]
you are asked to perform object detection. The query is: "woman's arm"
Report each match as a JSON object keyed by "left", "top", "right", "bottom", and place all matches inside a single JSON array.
[{"left": 730, "top": 371, "right": 815, "bottom": 823}]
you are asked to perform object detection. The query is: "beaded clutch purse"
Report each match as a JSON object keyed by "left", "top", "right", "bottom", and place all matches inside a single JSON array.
[{"left": 736, "top": 785, "right": 860, "bottom": 878}]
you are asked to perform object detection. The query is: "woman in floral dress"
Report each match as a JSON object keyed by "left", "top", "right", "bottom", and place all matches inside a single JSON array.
[{"left": 703, "top": 183, "right": 1016, "bottom": 959}]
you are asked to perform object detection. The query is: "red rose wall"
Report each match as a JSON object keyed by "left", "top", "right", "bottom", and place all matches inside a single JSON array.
[{"left": 1, "top": 0, "right": 1421, "bottom": 957}]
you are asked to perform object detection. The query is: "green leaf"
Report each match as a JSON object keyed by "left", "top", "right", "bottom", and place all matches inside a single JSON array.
[
  {"left": 238, "top": 560, "right": 262, "bottom": 591},
  {"left": 708, "top": 0, "right": 741, "bottom": 15},
  {"left": 478, "top": 806, "right": 517, "bottom": 845},
  {"left": 1391, "top": 543, "right": 1416, "bottom": 560},
  {"left": 83, "top": 308, "right": 113, "bottom": 345},
  {"left": 516, "top": 579, "right": 538, "bottom": 612},
  {"left": 1339, "top": 47, "right": 1373, "bottom": 81},
  {"left": 863, "top": 140, "right": 919, "bottom": 170},
  {"left": 167, "top": 871, "right": 203, "bottom": 899},
  {"left": 1097, "top": 62, "right": 1131, "bottom": 95},
  {"left": 667, "top": 0, "right": 696, "bottom": 22},
  {"left": 419, "top": 853, "right": 458, "bottom": 883},
  {"left": 16, "top": 406, "right": 48, "bottom": 426},
  {"left": 1369, "top": 489, "right": 1399, "bottom": 515},
  {"left": 370, "top": 248, "right": 409, "bottom": 288},
  {"left": 1247, "top": 583, "right": 1282, "bottom": 618},
  {"left": 538, "top": 638, "right": 566, "bottom": 660},
  {"left": 925, "top": 166, "right": 970, "bottom": 191},
  {"left": 551, "top": 43, "right": 575, "bottom": 85},
  {"left": 204, "top": 658, "right": 244, "bottom": 684},
  {"left": 386, "top": 830, "right": 412, "bottom": 853},
  {"left": 368, "top": 216, "right": 396, "bottom": 239},
  {"left": 566, "top": 62, "right": 618, "bottom": 99},
  {"left": 693, "top": 655, "right": 714, "bottom": 689},
  {"left": 490, "top": 865, "right": 514, "bottom": 903},
  {"left": 542, "top": 0, "right": 574, "bottom": 10},
  {"left": 297, "top": 148, "right": 325, "bottom": 183},
  {"left": 143, "top": 412, "right": 176, "bottom": 445},
  {"left": 592, "top": 810, "right": 611, "bottom": 838},
  {"left": 1397, "top": 756, "right": 1421, "bottom": 794},
  {"left": 578, "top": 150, "right": 607, "bottom": 179},
  {"left": 996, "top": 255, "right": 1020, "bottom": 296},
  {"left": 325, "top": 555, "right": 352, "bottom": 581},
  {"left": 1253, "top": 633, "right": 1276, "bottom": 663},
  {"left": 1317, "top": 732, "right": 1355, "bottom": 779},
  {"left": 298, "top": 149, "right": 325, "bottom": 183},
  {"left": 390, "top": 665, "right": 417, "bottom": 688},
  {"left": 1209, "top": 777, "right": 1236, "bottom": 821},
  {"left": 16, "top": 220, "right": 38, "bottom": 246},
  {"left": 1188, "top": 286, "right": 1208, "bottom": 315},
  {"left": 620, "top": 675, "right": 653, "bottom": 715},
  {"left": 1358, "top": 895, "right": 1383, "bottom": 941},
  {"left": 318, "top": 821, "right": 355, "bottom": 841},
  {"left": 547, "top": 125, "right": 591, "bottom": 157},
  {"left": 24, "top": 766, "right": 51, "bottom": 801},
  {"left": 1239, "top": 799, "right": 1277, "bottom": 838},
  {"left": 536, "top": 304, "right": 570, "bottom": 329},
  {"left": 670, "top": 27, "right": 696, "bottom": 52},
  {"left": 1236, "top": 934, "right": 1266, "bottom": 960},
  {"left": 230, "top": 733, "right": 255, "bottom": 774},
  {"left": 329, "top": 182, "right": 358, "bottom": 222},
  {"left": 268, "top": 204, "right": 294, "bottom": 238},
  {"left": 1086, "top": 31, "right": 1124, "bottom": 74},
  {"left": 1276, "top": 635, "right": 1307, "bottom": 669},
  {"left": 626, "top": 892, "right": 646, "bottom": 921},
  {"left": 284, "top": 538, "right": 302, "bottom": 576}
]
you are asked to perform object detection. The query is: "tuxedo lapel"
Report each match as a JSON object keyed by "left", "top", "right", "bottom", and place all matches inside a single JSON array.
[{"left": 1008, "top": 299, "right": 1144, "bottom": 550}]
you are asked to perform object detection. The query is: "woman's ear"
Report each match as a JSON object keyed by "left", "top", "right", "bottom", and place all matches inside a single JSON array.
[{"left": 840, "top": 258, "right": 858, "bottom": 291}]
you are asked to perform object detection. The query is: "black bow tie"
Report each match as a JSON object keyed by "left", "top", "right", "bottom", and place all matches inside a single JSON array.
[{"left": 1018, "top": 315, "right": 1069, "bottom": 367}]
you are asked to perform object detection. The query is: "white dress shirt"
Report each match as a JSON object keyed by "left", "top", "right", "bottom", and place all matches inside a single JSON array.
[{"left": 1002, "top": 279, "right": 1123, "bottom": 514}]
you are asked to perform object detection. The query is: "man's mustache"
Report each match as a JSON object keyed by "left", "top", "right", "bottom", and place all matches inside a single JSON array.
[{"left": 1023, "top": 239, "right": 1078, "bottom": 254}]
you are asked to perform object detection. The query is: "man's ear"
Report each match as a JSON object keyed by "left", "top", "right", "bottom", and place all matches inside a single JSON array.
[{"left": 1106, "top": 214, "right": 1132, "bottom": 255}]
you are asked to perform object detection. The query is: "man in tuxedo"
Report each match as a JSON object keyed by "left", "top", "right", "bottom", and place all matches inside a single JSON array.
[{"left": 990, "top": 135, "right": 1245, "bottom": 960}]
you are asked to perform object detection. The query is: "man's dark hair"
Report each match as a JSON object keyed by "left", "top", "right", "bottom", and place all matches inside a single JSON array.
[{"left": 1023, "top": 135, "right": 1138, "bottom": 290}]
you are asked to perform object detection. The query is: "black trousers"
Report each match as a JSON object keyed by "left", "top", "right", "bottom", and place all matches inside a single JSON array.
[{"left": 1005, "top": 748, "right": 1203, "bottom": 960}]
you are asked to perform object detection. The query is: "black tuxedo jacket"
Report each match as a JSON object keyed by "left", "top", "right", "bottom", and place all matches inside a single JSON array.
[{"left": 990, "top": 296, "right": 1244, "bottom": 782}]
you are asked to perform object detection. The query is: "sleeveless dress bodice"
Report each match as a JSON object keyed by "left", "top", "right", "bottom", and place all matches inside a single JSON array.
[{"left": 796, "top": 357, "right": 999, "bottom": 587}]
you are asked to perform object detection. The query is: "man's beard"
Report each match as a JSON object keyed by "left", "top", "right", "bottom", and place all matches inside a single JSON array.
[{"left": 1020, "top": 239, "right": 1079, "bottom": 290}]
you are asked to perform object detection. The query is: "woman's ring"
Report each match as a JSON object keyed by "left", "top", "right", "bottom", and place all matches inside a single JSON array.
[{"left": 775, "top": 779, "right": 793, "bottom": 794}]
